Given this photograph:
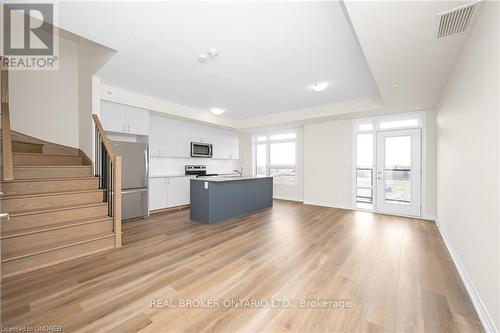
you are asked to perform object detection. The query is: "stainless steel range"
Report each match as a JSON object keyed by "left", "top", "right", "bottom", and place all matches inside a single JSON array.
[{"left": 185, "top": 165, "right": 218, "bottom": 177}]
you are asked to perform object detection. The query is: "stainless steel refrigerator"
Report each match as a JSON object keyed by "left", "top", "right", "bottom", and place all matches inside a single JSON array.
[{"left": 109, "top": 141, "right": 149, "bottom": 221}]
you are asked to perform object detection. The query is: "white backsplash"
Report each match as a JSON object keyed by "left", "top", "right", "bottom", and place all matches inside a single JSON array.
[{"left": 150, "top": 157, "right": 240, "bottom": 176}]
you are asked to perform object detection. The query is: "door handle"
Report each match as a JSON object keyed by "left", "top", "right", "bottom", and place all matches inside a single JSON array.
[
  {"left": 0, "top": 213, "right": 10, "bottom": 221},
  {"left": 377, "top": 177, "right": 384, "bottom": 180}
]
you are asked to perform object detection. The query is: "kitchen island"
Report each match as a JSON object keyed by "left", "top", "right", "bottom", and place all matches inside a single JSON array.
[{"left": 190, "top": 176, "right": 273, "bottom": 224}]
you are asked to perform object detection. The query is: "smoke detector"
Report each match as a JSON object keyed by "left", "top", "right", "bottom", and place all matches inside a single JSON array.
[{"left": 436, "top": 1, "right": 482, "bottom": 39}]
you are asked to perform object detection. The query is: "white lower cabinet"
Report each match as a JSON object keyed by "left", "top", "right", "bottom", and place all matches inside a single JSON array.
[
  {"left": 149, "top": 176, "right": 191, "bottom": 211},
  {"left": 149, "top": 178, "right": 168, "bottom": 211},
  {"left": 166, "top": 177, "right": 191, "bottom": 207}
]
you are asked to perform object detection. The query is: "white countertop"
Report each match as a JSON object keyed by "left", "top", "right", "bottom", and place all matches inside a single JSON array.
[
  {"left": 150, "top": 174, "right": 194, "bottom": 178},
  {"left": 191, "top": 175, "right": 273, "bottom": 182}
]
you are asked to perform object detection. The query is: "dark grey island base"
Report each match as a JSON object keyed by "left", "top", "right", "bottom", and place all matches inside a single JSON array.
[{"left": 190, "top": 176, "right": 273, "bottom": 224}]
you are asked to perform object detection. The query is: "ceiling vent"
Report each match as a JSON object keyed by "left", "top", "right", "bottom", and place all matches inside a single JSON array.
[{"left": 436, "top": 2, "right": 481, "bottom": 39}]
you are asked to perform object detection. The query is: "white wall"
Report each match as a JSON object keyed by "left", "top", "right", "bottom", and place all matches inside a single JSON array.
[
  {"left": 9, "top": 33, "right": 114, "bottom": 156},
  {"left": 424, "top": 109, "right": 437, "bottom": 219},
  {"left": 303, "top": 119, "right": 353, "bottom": 209},
  {"left": 78, "top": 43, "right": 115, "bottom": 157},
  {"left": 436, "top": 2, "right": 499, "bottom": 330},
  {"left": 302, "top": 111, "right": 436, "bottom": 218},
  {"left": 10, "top": 37, "right": 80, "bottom": 148},
  {"left": 100, "top": 84, "right": 237, "bottom": 129},
  {"left": 238, "top": 133, "right": 253, "bottom": 175},
  {"left": 274, "top": 128, "right": 304, "bottom": 201}
]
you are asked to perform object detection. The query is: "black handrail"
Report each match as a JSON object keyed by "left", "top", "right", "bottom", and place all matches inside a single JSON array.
[{"left": 94, "top": 124, "right": 114, "bottom": 217}]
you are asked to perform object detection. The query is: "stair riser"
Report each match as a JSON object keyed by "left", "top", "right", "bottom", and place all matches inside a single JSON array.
[
  {"left": 3, "top": 205, "right": 109, "bottom": 232},
  {"left": 2, "top": 237, "right": 115, "bottom": 278},
  {"left": 12, "top": 166, "right": 92, "bottom": 179},
  {"left": 1, "top": 192, "right": 103, "bottom": 213},
  {"left": 12, "top": 141, "right": 43, "bottom": 153},
  {"left": 2, "top": 220, "right": 113, "bottom": 257},
  {"left": 12, "top": 154, "right": 84, "bottom": 166},
  {"left": 1, "top": 178, "right": 99, "bottom": 196}
]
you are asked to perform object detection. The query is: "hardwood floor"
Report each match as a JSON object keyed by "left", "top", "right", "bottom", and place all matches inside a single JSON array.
[{"left": 1, "top": 200, "right": 482, "bottom": 332}]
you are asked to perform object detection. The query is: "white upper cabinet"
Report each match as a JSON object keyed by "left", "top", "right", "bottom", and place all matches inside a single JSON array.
[
  {"left": 101, "top": 102, "right": 126, "bottom": 133},
  {"left": 164, "top": 118, "right": 180, "bottom": 157},
  {"left": 126, "top": 107, "right": 149, "bottom": 135},
  {"left": 229, "top": 133, "right": 240, "bottom": 160},
  {"left": 149, "top": 116, "right": 166, "bottom": 157},
  {"left": 101, "top": 101, "right": 150, "bottom": 135},
  {"left": 213, "top": 130, "right": 239, "bottom": 160},
  {"left": 148, "top": 114, "right": 239, "bottom": 159}
]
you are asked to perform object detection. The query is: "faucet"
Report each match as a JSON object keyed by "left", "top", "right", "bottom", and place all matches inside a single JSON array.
[{"left": 233, "top": 167, "right": 243, "bottom": 177}]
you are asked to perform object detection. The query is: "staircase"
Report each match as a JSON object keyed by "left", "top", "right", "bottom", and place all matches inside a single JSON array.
[
  {"left": 0, "top": 139, "right": 116, "bottom": 278},
  {"left": 1, "top": 58, "right": 121, "bottom": 279}
]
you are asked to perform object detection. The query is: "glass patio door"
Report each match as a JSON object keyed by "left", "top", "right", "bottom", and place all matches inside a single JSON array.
[{"left": 376, "top": 129, "right": 421, "bottom": 216}]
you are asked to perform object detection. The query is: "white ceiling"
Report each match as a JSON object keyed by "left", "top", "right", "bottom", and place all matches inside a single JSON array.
[
  {"left": 344, "top": 0, "right": 481, "bottom": 113},
  {"left": 58, "top": 1, "right": 379, "bottom": 120}
]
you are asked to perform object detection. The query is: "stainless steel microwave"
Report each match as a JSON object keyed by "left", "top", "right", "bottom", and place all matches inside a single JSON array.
[{"left": 191, "top": 142, "right": 213, "bottom": 158}]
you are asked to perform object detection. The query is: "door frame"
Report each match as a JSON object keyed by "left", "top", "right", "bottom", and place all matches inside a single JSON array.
[
  {"left": 352, "top": 111, "right": 427, "bottom": 218},
  {"left": 375, "top": 128, "right": 422, "bottom": 217}
]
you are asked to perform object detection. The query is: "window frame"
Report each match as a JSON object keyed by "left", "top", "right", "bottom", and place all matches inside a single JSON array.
[
  {"left": 252, "top": 129, "right": 298, "bottom": 185},
  {"left": 352, "top": 111, "right": 426, "bottom": 213}
]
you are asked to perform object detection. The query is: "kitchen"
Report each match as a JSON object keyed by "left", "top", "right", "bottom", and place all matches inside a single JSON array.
[
  {"left": 3, "top": 1, "right": 497, "bottom": 331},
  {"left": 100, "top": 99, "right": 271, "bottom": 223}
]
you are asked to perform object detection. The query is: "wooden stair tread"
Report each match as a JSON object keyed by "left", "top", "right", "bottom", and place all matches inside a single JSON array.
[
  {"left": 9, "top": 202, "right": 108, "bottom": 217},
  {"left": 11, "top": 152, "right": 74, "bottom": 156},
  {"left": 2, "top": 232, "right": 115, "bottom": 262},
  {"left": 11, "top": 140, "right": 44, "bottom": 146},
  {"left": 1, "top": 129, "right": 116, "bottom": 278},
  {"left": 2, "top": 189, "right": 102, "bottom": 200},
  {"left": 1, "top": 176, "right": 97, "bottom": 183},
  {"left": 13, "top": 165, "right": 91, "bottom": 169},
  {"left": 1, "top": 216, "right": 112, "bottom": 239}
]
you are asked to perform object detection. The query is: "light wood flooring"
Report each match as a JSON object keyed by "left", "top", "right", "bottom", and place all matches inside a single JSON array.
[{"left": 1, "top": 200, "right": 482, "bottom": 332}]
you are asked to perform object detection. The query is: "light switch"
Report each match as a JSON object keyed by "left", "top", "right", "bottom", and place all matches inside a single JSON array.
[{"left": 204, "top": 182, "right": 208, "bottom": 189}]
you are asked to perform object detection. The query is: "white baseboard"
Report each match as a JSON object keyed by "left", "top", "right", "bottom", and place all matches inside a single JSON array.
[
  {"left": 273, "top": 195, "right": 303, "bottom": 202},
  {"left": 435, "top": 218, "right": 498, "bottom": 333},
  {"left": 303, "top": 200, "right": 435, "bottom": 222},
  {"left": 302, "top": 200, "right": 354, "bottom": 211}
]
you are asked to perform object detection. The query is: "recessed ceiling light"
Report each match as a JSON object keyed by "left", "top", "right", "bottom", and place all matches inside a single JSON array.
[
  {"left": 392, "top": 83, "right": 400, "bottom": 87},
  {"left": 198, "top": 54, "right": 208, "bottom": 63},
  {"left": 208, "top": 48, "right": 218, "bottom": 59},
  {"left": 311, "top": 81, "right": 329, "bottom": 92},
  {"left": 210, "top": 107, "right": 225, "bottom": 116}
]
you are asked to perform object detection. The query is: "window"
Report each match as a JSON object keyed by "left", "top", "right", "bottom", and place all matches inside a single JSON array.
[
  {"left": 353, "top": 111, "right": 425, "bottom": 212},
  {"left": 356, "top": 133, "right": 374, "bottom": 210},
  {"left": 358, "top": 123, "right": 374, "bottom": 131},
  {"left": 379, "top": 118, "right": 419, "bottom": 129},
  {"left": 270, "top": 142, "right": 295, "bottom": 165},
  {"left": 253, "top": 131, "right": 297, "bottom": 184},
  {"left": 270, "top": 133, "right": 296, "bottom": 141},
  {"left": 256, "top": 144, "right": 267, "bottom": 176}
]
